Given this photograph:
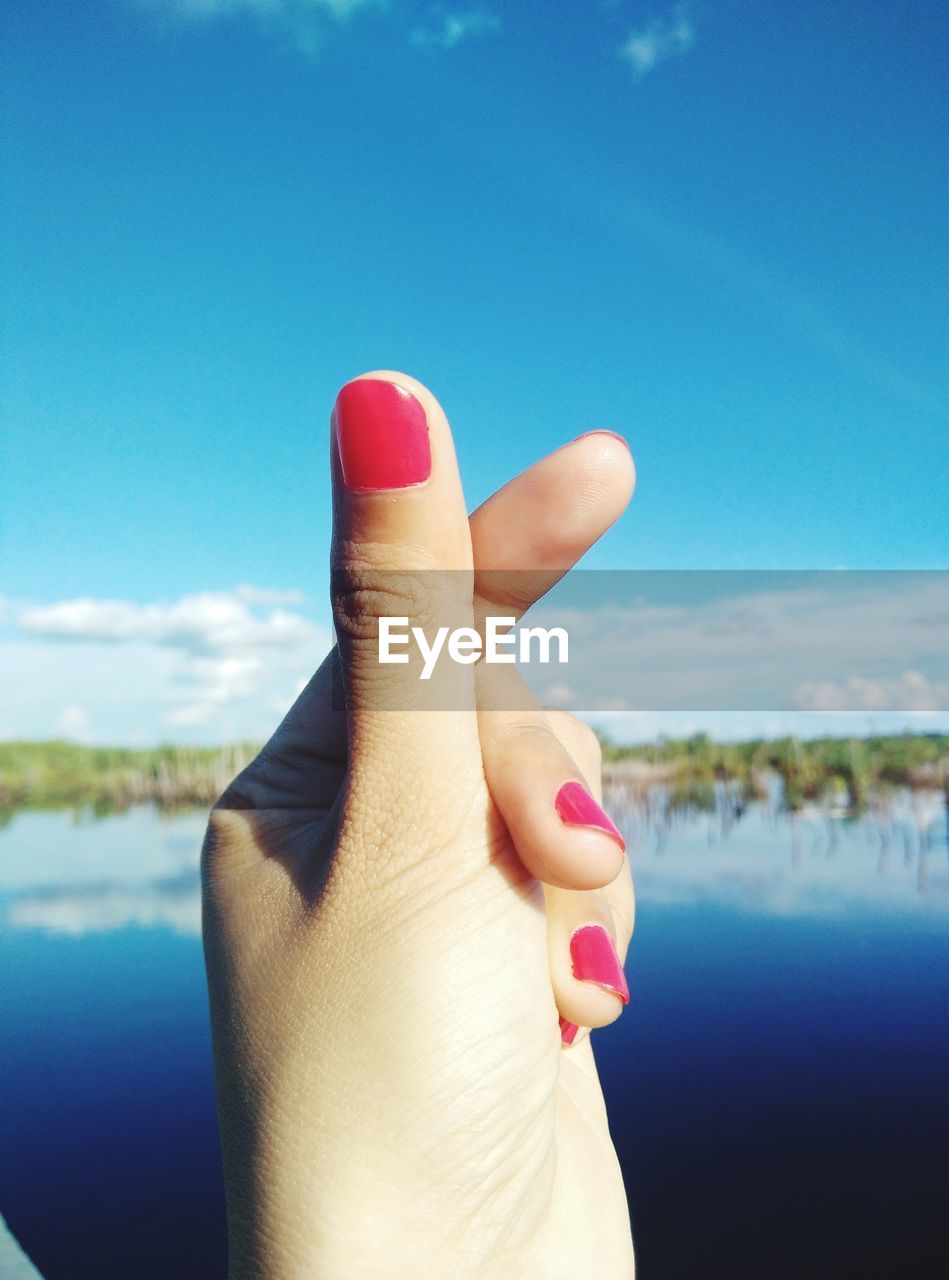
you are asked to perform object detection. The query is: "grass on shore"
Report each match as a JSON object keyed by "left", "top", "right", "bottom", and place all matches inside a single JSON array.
[
  {"left": 600, "top": 730, "right": 948, "bottom": 812},
  {"left": 0, "top": 740, "right": 260, "bottom": 822},
  {"left": 1, "top": 733, "right": 947, "bottom": 821}
]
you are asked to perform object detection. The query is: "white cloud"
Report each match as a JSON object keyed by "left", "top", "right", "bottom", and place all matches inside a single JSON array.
[
  {"left": 541, "top": 681, "right": 577, "bottom": 706},
  {"left": 19, "top": 598, "right": 144, "bottom": 643},
  {"left": 5, "top": 587, "right": 332, "bottom": 743},
  {"left": 145, "top": 0, "right": 377, "bottom": 21},
  {"left": 587, "top": 708, "right": 949, "bottom": 744},
  {"left": 56, "top": 703, "right": 92, "bottom": 738},
  {"left": 7, "top": 577, "right": 949, "bottom": 745},
  {"left": 132, "top": 0, "right": 386, "bottom": 56},
  {"left": 137, "top": 0, "right": 502, "bottom": 53},
  {"left": 522, "top": 574, "right": 949, "bottom": 716},
  {"left": 410, "top": 7, "right": 500, "bottom": 49},
  {"left": 18, "top": 591, "right": 319, "bottom": 656},
  {"left": 621, "top": 4, "right": 695, "bottom": 78},
  {"left": 793, "top": 669, "right": 949, "bottom": 713},
  {"left": 181, "top": 653, "right": 264, "bottom": 700}
]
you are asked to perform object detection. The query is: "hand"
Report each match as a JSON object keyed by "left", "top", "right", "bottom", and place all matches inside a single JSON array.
[{"left": 202, "top": 373, "right": 637, "bottom": 1279}]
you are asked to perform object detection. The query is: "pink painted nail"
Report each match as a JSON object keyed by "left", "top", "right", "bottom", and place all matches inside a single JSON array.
[
  {"left": 334, "top": 378, "right": 431, "bottom": 492},
  {"left": 574, "top": 429, "right": 629, "bottom": 448},
  {"left": 570, "top": 925, "right": 629, "bottom": 1004},
  {"left": 559, "top": 1016, "right": 579, "bottom": 1046},
  {"left": 555, "top": 782, "right": 626, "bottom": 851}
]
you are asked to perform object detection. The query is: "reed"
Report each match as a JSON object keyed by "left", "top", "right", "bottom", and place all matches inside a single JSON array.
[
  {"left": 0, "top": 739, "right": 261, "bottom": 821},
  {"left": 600, "top": 731, "right": 948, "bottom": 814},
  {"left": 1, "top": 732, "right": 946, "bottom": 820}
]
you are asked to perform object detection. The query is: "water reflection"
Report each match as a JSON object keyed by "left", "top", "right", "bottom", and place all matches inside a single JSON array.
[
  {"left": 5, "top": 873, "right": 202, "bottom": 936},
  {"left": 1, "top": 797, "right": 946, "bottom": 1280},
  {"left": 606, "top": 780, "right": 948, "bottom": 918},
  {"left": 1, "top": 789, "right": 946, "bottom": 939},
  {"left": 0, "top": 808, "right": 205, "bottom": 938}
]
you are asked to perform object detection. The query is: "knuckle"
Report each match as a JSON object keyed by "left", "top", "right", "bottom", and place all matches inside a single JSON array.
[
  {"left": 543, "top": 709, "right": 603, "bottom": 767},
  {"left": 331, "top": 552, "right": 471, "bottom": 647},
  {"left": 201, "top": 807, "right": 257, "bottom": 885},
  {"left": 332, "top": 562, "right": 433, "bottom": 647},
  {"left": 494, "top": 713, "right": 557, "bottom": 753},
  {"left": 473, "top": 573, "right": 536, "bottom": 616}
]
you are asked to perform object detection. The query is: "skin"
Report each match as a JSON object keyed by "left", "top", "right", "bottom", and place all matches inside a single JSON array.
[{"left": 202, "top": 373, "right": 637, "bottom": 1279}]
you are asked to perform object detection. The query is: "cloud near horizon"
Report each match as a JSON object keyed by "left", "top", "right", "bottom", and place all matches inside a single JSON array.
[
  {"left": 4, "top": 587, "right": 332, "bottom": 742},
  {"left": 521, "top": 573, "right": 949, "bottom": 716},
  {"left": 18, "top": 591, "right": 317, "bottom": 656},
  {"left": 4, "top": 574, "right": 948, "bottom": 746},
  {"left": 793, "top": 670, "right": 949, "bottom": 714}
]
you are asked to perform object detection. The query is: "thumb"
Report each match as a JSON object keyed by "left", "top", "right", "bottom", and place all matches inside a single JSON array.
[{"left": 331, "top": 372, "right": 479, "bottom": 782}]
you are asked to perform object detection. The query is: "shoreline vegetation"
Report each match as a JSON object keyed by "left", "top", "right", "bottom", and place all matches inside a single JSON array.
[
  {"left": 0, "top": 733, "right": 946, "bottom": 824},
  {"left": 600, "top": 730, "right": 948, "bottom": 815},
  {"left": 0, "top": 741, "right": 259, "bottom": 823}
]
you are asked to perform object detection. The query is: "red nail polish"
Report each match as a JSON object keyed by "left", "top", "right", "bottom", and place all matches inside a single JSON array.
[
  {"left": 574, "top": 429, "right": 629, "bottom": 448},
  {"left": 555, "top": 781, "right": 626, "bottom": 851},
  {"left": 559, "top": 1016, "right": 579, "bottom": 1045},
  {"left": 570, "top": 925, "right": 629, "bottom": 1004},
  {"left": 334, "top": 379, "right": 432, "bottom": 492}
]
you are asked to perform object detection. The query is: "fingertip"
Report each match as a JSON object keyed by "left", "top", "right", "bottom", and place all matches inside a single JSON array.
[
  {"left": 344, "top": 369, "right": 448, "bottom": 425},
  {"left": 557, "top": 980, "right": 627, "bottom": 1032},
  {"left": 573, "top": 429, "right": 630, "bottom": 450},
  {"left": 509, "top": 813, "right": 627, "bottom": 893},
  {"left": 556, "top": 429, "right": 637, "bottom": 524},
  {"left": 569, "top": 924, "right": 629, "bottom": 1005},
  {"left": 555, "top": 781, "right": 626, "bottom": 854}
]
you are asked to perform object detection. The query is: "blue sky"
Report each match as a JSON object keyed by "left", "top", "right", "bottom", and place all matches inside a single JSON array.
[{"left": 1, "top": 0, "right": 947, "bottom": 742}]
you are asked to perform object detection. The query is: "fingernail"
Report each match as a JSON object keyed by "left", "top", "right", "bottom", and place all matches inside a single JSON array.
[
  {"left": 334, "top": 378, "right": 432, "bottom": 492},
  {"left": 555, "top": 782, "right": 626, "bottom": 851},
  {"left": 570, "top": 925, "right": 629, "bottom": 1004},
  {"left": 559, "top": 1016, "right": 580, "bottom": 1046},
  {"left": 574, "top": 429, "right": 629, "bottom": 448}
]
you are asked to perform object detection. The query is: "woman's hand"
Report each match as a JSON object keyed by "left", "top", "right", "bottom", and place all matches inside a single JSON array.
[{"left": 202, "top": 373, "right": 637, "bottom": 1279}]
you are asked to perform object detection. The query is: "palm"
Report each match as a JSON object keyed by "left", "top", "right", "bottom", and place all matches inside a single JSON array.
[
  {"left": 203, "top": 371, "right": 636, "bottom": 1277},
  {"left": 206, "top": 648, "right": 633, "bottom": 1278}
]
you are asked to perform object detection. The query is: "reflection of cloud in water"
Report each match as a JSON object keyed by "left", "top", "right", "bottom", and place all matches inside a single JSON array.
[
  {"left": 0, "top": 802, "right": 947, "bottom": 937},
  {"left": 619, "top": 802, "right": 949, "bottom": 918},
  {"left": 5, "top": 871, "right": 201, "bottom": 937},
  {"left": 0, "top": 806, "right": 205, "bottom": 893},
  {"left": 0, "top": 807, "right": 208, "bottom": 937}
]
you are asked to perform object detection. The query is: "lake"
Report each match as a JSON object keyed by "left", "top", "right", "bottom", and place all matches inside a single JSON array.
[{"left": 1, "top": 799, "right": 947, "bottom": 1278}]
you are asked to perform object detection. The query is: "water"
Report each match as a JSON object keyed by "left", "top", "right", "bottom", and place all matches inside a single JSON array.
[
  {"left": 0, "top": 811, "right": 223, "bottom": 1278},
  {"left": 1, "top": 804, "right": 947, "bottom": 1278}
]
